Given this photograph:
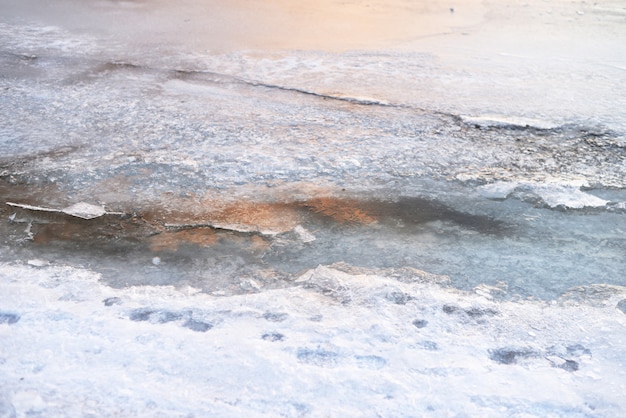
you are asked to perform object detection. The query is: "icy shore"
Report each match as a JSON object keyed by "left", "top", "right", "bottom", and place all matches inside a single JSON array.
[{"left": 1, "top": 0, "right": 625, "bottom": 416}]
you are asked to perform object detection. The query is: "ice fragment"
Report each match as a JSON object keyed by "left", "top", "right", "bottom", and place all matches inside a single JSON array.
[
  {"left": 61, "top": 202, "right": 106, "bottom": 219},
  {"left": 27, "top": 259, "right": 49, "bottom": 267}
]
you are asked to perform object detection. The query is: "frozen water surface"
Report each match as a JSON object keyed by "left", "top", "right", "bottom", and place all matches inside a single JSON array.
[{"left": 1, "top": 0, "right": 625, "bottom": 416}]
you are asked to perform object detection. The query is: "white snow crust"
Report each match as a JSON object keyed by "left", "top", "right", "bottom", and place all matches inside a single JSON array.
[{"left": 1, "top": 262, "right": 626, "bottom": 417}]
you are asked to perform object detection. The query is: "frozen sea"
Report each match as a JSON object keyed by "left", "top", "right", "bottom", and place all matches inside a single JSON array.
[{"left": 1, "top": 0, "right": 626, "bottom": 416}]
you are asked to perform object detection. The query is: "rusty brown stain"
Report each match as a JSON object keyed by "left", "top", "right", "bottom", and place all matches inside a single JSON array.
[
  {"left": 206, "top": 201, "right": 301, "bottom": 232},
  {"left": 149, "top": 228, "right": 218, "bottom": 252},
  {"left": 30, "top": 217, "right": 143, "bottom": 244},
  {"left": 3, "top": 176, "right": 384, "bottom": 249},
  {"left": 300, "top": 197, "right": 378, "bottom": 225}
]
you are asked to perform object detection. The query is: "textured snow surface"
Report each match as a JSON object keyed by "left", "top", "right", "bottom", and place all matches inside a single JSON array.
[{"left": 1, "top": 262, "right": 626, "bottom": 417}]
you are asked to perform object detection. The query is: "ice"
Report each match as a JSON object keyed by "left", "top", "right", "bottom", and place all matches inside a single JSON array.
[
  {"left": 532, "top": 185, "right": 609, "bottom": 209},
  {"left": 1, "top": 0, "right": 625, "bottom": 415},
  {"left": 480, "top": 181, "right": 610, "bottom": 209},
  {"left": 26, "top": 259, "right": 49, "bottom": 267}
]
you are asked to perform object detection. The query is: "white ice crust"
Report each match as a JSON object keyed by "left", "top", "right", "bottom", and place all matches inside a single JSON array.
[{"left": 479, "top": 181, "right": 609, "bottom": 209}]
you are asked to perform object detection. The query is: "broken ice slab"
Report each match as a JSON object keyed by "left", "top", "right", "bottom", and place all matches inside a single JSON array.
[{"left": 6, "top": 201, "right": 125, "bottom": 220}]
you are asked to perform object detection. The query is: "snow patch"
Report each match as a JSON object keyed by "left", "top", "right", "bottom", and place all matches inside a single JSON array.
[{"left": 1, "top": 262, "right": 625, "bottom": 416}]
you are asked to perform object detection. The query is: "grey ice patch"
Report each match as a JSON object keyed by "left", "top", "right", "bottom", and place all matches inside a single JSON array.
[
  {"left": 0, "top": 312, "right": 20, "bottom": 325},
  {"left": 442, "top": 304, "right": 460, "bottom": 314},
  {"left": 297, "top": 348, "right": 340, "bottom": 368},
  {"left": 385, "top": 291, "right": 414, "bottom": 305},
  {"left": 559, "top": 359, "right": 579, "bottom": 372},
  {"left": 128, "top": 308, "right": 211, "bottom": 331},
  {"left": 262, "top": 332, "right": 285, "bottom": 342},
  {"left": 488, "top": 347, "right": 538, "bottom": 365},
  {"left": 182, "top": 319, "right": 212, "bottom": 332},
  {"left": 412, "top": 319, "right": 428, "bottom": 328},
  {"left": 103, "top": 297, "right": 122, "bottom": 307},
  {"left": 129, "top": 308, "right": 185, "bottom": 323},
  {"left": 464, "top": 307, "right": 499, "bottom": 318},
  {"left": 262, "top": 312, "right": 289, "bottom": 322}
]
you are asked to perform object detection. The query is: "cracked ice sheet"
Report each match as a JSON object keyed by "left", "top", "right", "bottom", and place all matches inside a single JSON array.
[{"left": 1, "top": 262, "right": 626, "bottom": 416}]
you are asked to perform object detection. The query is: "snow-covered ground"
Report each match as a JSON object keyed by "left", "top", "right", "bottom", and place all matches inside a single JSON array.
[
  {"left": 1, "top": 0, "right": 625, "bottom": 416},
  {"left": 2, "top": 262, "right": 626, "bottom": 417}
]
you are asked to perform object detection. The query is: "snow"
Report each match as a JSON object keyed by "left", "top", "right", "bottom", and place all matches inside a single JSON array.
[{"left": 1, "top": 262, "right": 626, "bottom": 416}]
